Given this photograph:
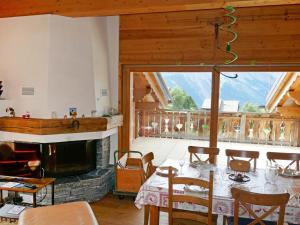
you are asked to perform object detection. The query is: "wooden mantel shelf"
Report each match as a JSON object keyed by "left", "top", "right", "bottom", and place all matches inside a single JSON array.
[{"left": 0, "top": 115, "right": 123, "bottom": 135}]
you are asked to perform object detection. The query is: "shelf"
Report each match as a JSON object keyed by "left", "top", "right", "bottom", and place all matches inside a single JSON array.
[{"left": 0, "top": 115, "right": 123, "bottom": 135}]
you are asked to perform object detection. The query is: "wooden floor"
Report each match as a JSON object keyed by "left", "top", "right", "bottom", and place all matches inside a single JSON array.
[
  {"left": 90, "top": 193, "right": 290, "bottom": 225},
  {"left": 90, "top": 193, "right": 168, "bottom": 225}
]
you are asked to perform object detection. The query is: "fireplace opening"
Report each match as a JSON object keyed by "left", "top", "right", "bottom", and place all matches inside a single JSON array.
[{"left": 41, "top": 140, "right": 97, "bottom": 178}]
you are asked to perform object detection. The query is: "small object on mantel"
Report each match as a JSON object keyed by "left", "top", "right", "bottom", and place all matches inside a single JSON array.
[
  {"left": 22, "top": 111, "right": 30, "bottom": 119},
  {"left": 6, "top": 107, "right": 15, "bottom": 117},
  {"left": 70, "top": 111, "right": 77, "bottom": 119},
  {"left": 64, "top": 115, "right": 67, "bottom": 119},
  {"left": 82, "top": 114, "right": 85, "bottom": 118},
  {"left": 91, "top": 110, "right": 97, "bottom": 117}
]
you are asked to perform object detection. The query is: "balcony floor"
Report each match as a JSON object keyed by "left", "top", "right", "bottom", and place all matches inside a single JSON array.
[{"left": 131, "top": 137, "right": 300, "bottom": 168}]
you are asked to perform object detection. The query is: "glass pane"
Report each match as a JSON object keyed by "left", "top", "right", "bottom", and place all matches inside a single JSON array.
[
  {"left": 131, "top": 71, "right": 212, "bottom": 165},
  {"left": 218, "top": 71, "right": 299, "bottom": 168}
]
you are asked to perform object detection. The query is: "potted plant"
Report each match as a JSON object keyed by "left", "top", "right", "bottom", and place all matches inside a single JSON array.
[
  {"left": 202, "top": 123, "right": 209, "bottom": 137},
  {"left": 248, "top": 119, "right": 254, "bottom": 139},
  {"left": 221, "top": 121, "right": 226, "bottom": 137},
  {"left": 279, "top": 121, "right": 285, "bottom": 141}
]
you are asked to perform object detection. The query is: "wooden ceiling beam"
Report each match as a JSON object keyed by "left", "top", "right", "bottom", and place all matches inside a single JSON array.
[
  {"left": 135, "top": 102, "right": 159, "bottom": 111},
  {"left": 277, "top": 106, "right": 300, "bottom": 118},
  {"left": 1, "top": 0, "right": 300, "bottom": 18},
  {"left": 288, "top": 91, "right": 300, "bottom": 105}
]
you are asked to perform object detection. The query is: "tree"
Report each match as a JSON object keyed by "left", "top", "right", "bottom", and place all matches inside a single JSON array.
[
  {"left": 168, "top": 87, "right": 197, "bottom": 110},
  {"left": 242, "top": 103, "right": 265, "bottom": 113}
]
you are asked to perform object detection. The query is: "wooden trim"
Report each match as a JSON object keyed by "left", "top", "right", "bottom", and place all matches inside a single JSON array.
[
  {"left": 2, "top": 1, "right": 300, "bottom": 18},
  {"left": 209, "top": 69, "right": 220, "bottom": 163},
  {"left": 118, "top": 64, "right": 123, "bottom": 153},
  {"left": 124, "top": 65, "right": 300, "bottom": 72},
  {"left": 120, "top": 67, "right": 131, "bottom": 151}
]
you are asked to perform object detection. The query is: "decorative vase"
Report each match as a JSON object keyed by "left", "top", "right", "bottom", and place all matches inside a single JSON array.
[
  {"left": 248, "top": 128, "right": 254, "bottom": 139},
  {"left": 176, "top": 123, "right": 183, "bottom": 132},
  {"left": 164, "top": 118, "right": 169, "bottom": 133}
]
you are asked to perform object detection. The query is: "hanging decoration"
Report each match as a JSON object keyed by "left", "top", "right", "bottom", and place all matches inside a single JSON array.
[
  {"left": 214, "top": 6, "right": 239, "bottom": 79},
  {"left": 218, "top": 5, "right": 238, "bottom": 65}
]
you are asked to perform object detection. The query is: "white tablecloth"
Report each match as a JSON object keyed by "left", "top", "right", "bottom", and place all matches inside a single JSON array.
[{"left": 135, "top": 159, "right": 300, "bottom": 224}]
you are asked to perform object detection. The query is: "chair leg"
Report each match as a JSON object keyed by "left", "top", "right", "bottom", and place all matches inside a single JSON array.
[
  {"left": 144, "top": 205, "right": 150, "bottom": 225},
  {"left": 223, "top": 215, "right": 227, "bottom": 225}
]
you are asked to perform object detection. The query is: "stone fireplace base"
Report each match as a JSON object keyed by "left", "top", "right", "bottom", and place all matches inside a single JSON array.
[{"left": 42, "top": 167, "right": 114, "bottom": 204}]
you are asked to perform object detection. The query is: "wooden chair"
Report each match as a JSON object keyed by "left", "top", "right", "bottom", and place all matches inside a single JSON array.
[
  {"left": 188, "top": 146, "right": 220, "bottom": 164},
  {"left": 229, "top": 187, "right": 290, "bottom": 225},
  {"left": 142, "top": 152, "right": 155, "bottom": 182},
  {"left": 225, "top": 149, "right": 259, "bottom": 172},
  {"left": 267, "top": 152, "right": 300, "bottom": 171},
  {"left": 168, "top": 167, "right": 215, "bottom": 225},
  {"left": 229, "top": 159, "right": 250, "bottom": 173},
  {"left": 142, "top": 152, "right": 155, "bottom": 225}
]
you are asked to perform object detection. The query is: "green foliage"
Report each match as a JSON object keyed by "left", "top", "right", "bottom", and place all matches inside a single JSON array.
[
  {"left": 242, "top": 103, "right": 265, "bottom": 113},
  {"left": 249, "top": 119, "right": 254, "bottom": 129},
  {"left": 167, "top": 87, "right": 197, "bottom": 110}
]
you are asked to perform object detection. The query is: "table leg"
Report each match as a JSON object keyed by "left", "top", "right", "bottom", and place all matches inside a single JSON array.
[
  {"left": 33, "top": 193, "right": 36, "bottom": 208},
  {"left": 149, "top": 205, "right": 159, "bottom": 225},
  {"left": 144, "top": 205, "right": 149, "bottom": 225},
  {"left": 51, "top": 182, "right": 55, "bottom": 205}
]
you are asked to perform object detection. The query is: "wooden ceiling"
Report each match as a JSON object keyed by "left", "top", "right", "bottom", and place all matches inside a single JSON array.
[
  {"left": 120, "top": 5, "right": 300, "bottom": 65},
  {"left": 1, "top": 1, "right": 300, "bottom": 66},
  {"left": 0, "top": 0, "right": 300, "bottom": 17}
]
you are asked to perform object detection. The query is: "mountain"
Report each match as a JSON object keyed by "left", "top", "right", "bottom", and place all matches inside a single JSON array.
[{"left": 161, "top": 72, "right": 284, "bottom": 109}]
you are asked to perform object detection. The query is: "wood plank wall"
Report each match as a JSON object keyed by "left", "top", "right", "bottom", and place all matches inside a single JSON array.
[{"left": 120, "top": 5, "right": 300, "bottom": 65}]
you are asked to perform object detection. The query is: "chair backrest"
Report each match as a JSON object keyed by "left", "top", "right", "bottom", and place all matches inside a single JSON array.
[
  {"left": 142, "top": 152, "right": 155, "bottom": 182},
  {"left": 168, "top": 167, "right": 214, "bottom": 225},
  {"left": 267, "top": 152, "right": 300, "bottom": 171},
  {"left": 231, "top": 187, "right": 290, "bottom": 225},
  {"left": 188, "top": 146, "right": 220, "bottom": 164},
  {"left": 226, "top": 149, "right": 259, "bottom": 172},
  {"left": 229, "top": 159, "right": 251, "bottom": 173}
]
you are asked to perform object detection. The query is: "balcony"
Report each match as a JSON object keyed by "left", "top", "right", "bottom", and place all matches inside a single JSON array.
[
  {"left": 133, "top": 109, "right": 300, "bottom": 167},
  {"left": 135, "top": 109, "right": 299, "bottom": 146}
]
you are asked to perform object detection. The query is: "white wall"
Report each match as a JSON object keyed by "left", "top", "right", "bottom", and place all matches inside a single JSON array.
[
  {"left": 0, "top": 15, "right": 119, "bottom": 119},
  {"left": 0, "top": 15, "right": 50, "bottom": 118},
  {"left": 106, "top": 16, "right": 120, "bottom": 158},
  {"left": 90, "top": 17, "right": 111, "bottom": 116},
  {"left": 47, "top": 16, "right": 96, "bottom": 118},
  {"left": 106, "top": 16, "right": 119, "bottom": 110}
]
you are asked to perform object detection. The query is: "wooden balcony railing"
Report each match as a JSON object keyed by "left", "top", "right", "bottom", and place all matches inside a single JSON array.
[{"left": 135, "top": 110, "right": 300, "bottom": 147}]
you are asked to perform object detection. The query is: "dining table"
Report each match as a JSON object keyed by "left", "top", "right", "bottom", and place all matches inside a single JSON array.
[{"left": 134, "top": 159, "right": 300, "bottom": 225}]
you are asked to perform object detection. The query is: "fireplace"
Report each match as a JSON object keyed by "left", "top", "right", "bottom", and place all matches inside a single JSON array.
[
  {"left": 41, "top": 140, "right": 97, "bottom": 177},
  {"left": 1, "top": 137, "right": 114, "bottom": 204}
]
